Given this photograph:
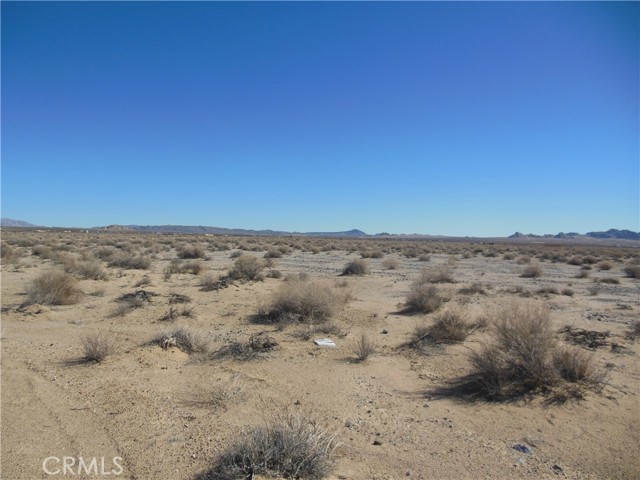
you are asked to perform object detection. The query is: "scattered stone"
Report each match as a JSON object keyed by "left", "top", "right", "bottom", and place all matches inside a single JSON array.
[
  {"left": 553, "top": 464, "right": 564, "bottom": 474},
  {"left": 512, "top": 444, "right": 532, "bottom": 455},
  {"left": 559, "top": 325, "right": 610, "bottom": 349},
  {"left": 249, "top": 333, "right": 278, "bottom": 352},
  {"left": 117, "top": 290, "right": 157, "bottom": 303},
  {"left": 168, "top": 293, "right": 191, "bottom": 304},
  {"left": 381, "top": 329, "right": 389, "bottom": 334},
  {"left": 372, "top": 440, "right": 383, "bottom": 446}
]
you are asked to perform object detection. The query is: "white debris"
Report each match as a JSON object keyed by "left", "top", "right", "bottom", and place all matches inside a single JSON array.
[{"left": 313, "top": 338, "right": 336, "bottom": 348}]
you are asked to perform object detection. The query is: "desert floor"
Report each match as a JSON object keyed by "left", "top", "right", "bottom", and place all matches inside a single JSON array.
[{"left": 1, "top": 231, "right": 639, "bottom": 479}]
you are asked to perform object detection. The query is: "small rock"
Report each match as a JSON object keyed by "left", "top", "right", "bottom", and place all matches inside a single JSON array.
[
  {"left": 513, "top": 444, "right": 532, "bottom": 455},
  {"left": 553, "top": 464, "right": 564, "bottom": 474},
  {"left": 372, "top": 440, "right": 383, "bottom": 446},
  {"left": 381, "top": 329, "right": 389, "bottom": 334}
]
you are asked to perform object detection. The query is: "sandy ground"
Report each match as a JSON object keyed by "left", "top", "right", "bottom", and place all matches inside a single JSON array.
[{"left": 1, "top": 231, "right": 639, "bottom": 479}]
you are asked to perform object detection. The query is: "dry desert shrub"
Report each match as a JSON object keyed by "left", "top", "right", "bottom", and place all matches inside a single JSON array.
[
  {"left": 197, "top": 413, "right": 337, "bottom": 480},
  {"left": 430, "top": 310, "right": 472, "bottom": 343},
  {"left": 72, "top": 260, "right": 108, "bottom": 280},
  {"left": 192, "top": 376, "right": 248, "bottom": 410},
  {"left": 108, "top": 253, "right": 151, "bottom": 270},
  {"left": 408, "top": 310, "right": 471, "bottom": 353},
  {"left": 264, "top": 248, "right": 283, "bottom": 259},
  {"left": 458, "top": 283, "right": 486, "bottom": 295},
  {"left": 28, "top": 270, "right": 82, "bottom": 305},
  {"left": 520, "top": 263, "right": 543, "bottom": 278},
  {"left": 382, "top": 257, "right": 400, "bottom": 270},
  {"left": 352, "top": 332, "right": 376, "bottom": 362},
  {"left": 360, "top": 249, "right": 383, "bottom": 259},
  {"left": 404, "top": 281, "right": 448, "bottom": 314},
  {"left": 417, "top": 266, "right": 455, "bottom": 284},
  {"left": 153, "top": 327, "right": 209, "bottom": 354},
  {"left": 159, "top": 306, "right": 194, "bottom": 322},
  {"left": 465, "top": 301, "right": 608, "bottom": 400},
  {"left": 259, "top": 278, "right": 348, "bottom": 324},
  {"left": 341, "top": 259, "right": 369, "bottom": 276},
  {"left": 417, "top": 253, "right": 430, "bottom": 262},
  {"left": 80, "top": 331, "right": 117, "bottom": 363},
  {"left": 597, "top": 261, "right": 613, "bottom": 271},
  {"left": 212, "top": 333, "right": 279, "bottom": 361},
  {"left": 229, "top": 254, "right": 266, "bottom": 281},
  {"left": 177, "top": 244, "right": 207, "bottom": 259},
  {"left": 1, "top": 243, "right": 21, "bottom": 264},
  {"left": 623, "top": 263, "right": 640, "bottom": 279}
]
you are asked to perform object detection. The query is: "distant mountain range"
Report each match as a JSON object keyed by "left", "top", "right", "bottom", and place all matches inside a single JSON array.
[
  {"left": 509, "top": 229, "right": 640, "bottom": 241},
  {"left": 2, "top": 218, "right": 638, "bottom": 242},
  {"left": 0, "top": 218, "right": 38, "bottom": 227},
  {"left": 93, "top": 224, "right": 370, "bottom": 238}
]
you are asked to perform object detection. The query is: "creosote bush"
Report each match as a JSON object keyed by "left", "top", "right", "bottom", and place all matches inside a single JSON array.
[
  {"left": 28, "top": 270, "right": 82, "bottom": 305},
  {"left": 198, "top": 413, "right": 337, "bottom": 480}
]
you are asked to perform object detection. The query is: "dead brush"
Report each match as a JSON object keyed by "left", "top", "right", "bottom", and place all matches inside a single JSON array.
[
  {"left": 197, "top": 412, "right": 338, "bottom": 480},
  {"left": 212, "top": 333, "right": 278, "bottom": 361},
  {"left": 159, "top": 306, "right": 194, "bottom": 322},
  {"left": 80, "top": 331, "right": 117, "bottom": 363},
  {"left": 190, "top": 375, "right": 248, "bottom": 411},
  {"left": 152, "top": 327, "right": 209, "bottom": 354}
]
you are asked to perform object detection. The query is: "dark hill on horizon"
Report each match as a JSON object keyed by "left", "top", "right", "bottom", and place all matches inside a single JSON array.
[{"left": 0, "top": 218, "right": 38, "bottom": 227}]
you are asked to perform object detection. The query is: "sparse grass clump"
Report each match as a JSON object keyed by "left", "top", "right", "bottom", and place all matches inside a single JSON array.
[
  {"left": 229, "top": 254, "right": 266, "bottom": 281},
  {"left": 352, "top": 332, "right": 376, "bottom": 362},
  {"left": 417, "top": 266, "right": 455, "bottom": 284},
  {"left": 341, "top": 259, "right": 369, "bottom": 276},
  {"left": 80, "top": 331, "right": 116, "bottom": 363},
  {"left": 260, "top": 278, "right": 348, "bottom": 324},
  {"left": 199, "top": 413, "right": 337, "bottom": 480},
  {"left": 28, "top": 271, "right": 82, "bottom": 305}
]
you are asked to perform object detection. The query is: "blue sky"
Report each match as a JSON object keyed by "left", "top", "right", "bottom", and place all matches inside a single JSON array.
[{"left": 2, "top": 2, "right": 638, "bottom": 236}]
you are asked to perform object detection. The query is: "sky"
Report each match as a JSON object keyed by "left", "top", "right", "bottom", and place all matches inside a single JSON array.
[{"left": 2, "top": 2, "right": 638, "bottom": 237}]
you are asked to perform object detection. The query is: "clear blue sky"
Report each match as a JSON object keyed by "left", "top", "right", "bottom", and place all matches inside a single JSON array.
[{"left": 2, "top": 2, "right": 638, "bottom": 236}]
